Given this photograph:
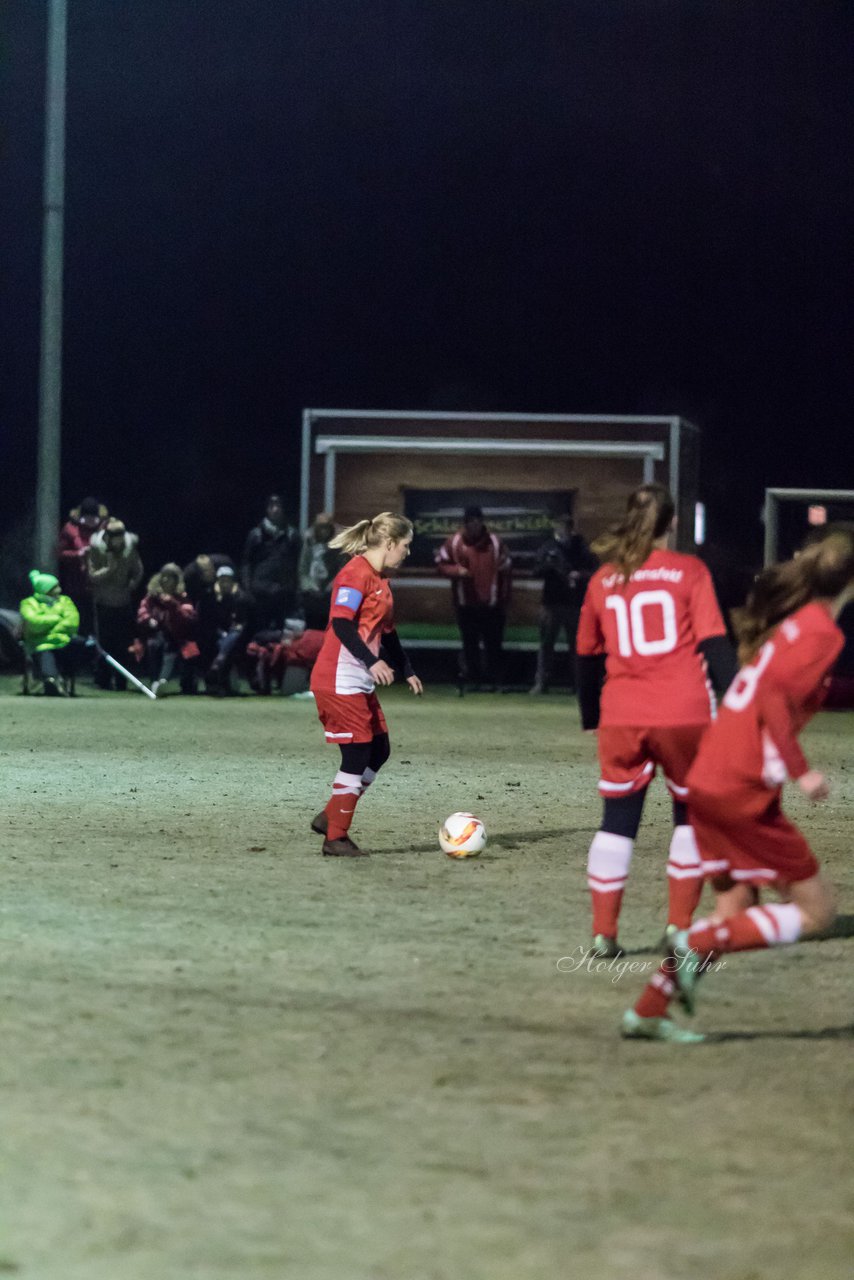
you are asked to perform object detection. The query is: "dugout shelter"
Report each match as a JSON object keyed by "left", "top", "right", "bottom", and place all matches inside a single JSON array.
[{"left": 300, "top": 410, "right": 700, "bottom": 645}]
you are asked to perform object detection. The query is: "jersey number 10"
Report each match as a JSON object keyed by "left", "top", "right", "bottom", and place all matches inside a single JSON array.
[{"left": 605, "top": 590, "right": 678, "bottom": 657}]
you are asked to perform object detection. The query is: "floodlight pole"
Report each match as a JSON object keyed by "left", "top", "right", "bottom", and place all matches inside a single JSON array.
[{"left": 35, "top": 0, "right": 68, "bottom": 571}]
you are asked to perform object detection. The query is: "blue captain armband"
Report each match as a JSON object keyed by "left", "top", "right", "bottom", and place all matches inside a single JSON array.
[{"left": 334, "top": 586, "right": 363, "bottom": 610}]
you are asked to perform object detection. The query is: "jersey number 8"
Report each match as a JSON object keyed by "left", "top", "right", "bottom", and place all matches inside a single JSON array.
[
  {"left": 605, "top": 589, "right": 678, "bottom": 657},
  {"left": 722, "top": 641, "right": 775, "bottom": 712}
]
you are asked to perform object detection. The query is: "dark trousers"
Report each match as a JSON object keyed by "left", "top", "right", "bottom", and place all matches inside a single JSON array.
[
  {"left": 535, "top": 603, "right": 581, "bottom": 690},
  {"left": 456, "top": 604, "right": 505, "bottom": 687},
  {"left": 205, "top": 628, "right": 246, "bottom": 690},
  {"left": 145, "top": 635, "right": 198, "bottom": 692},
  {"left": 94, "top": 603, "right": 134, "bottom": 689},
  {"left": 33, "top": 637, "right": 88, "bottom": 686}
]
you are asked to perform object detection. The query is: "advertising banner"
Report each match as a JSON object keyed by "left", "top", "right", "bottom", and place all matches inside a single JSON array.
[{"left": 404, "top": 488, "right": 575, "bottom": 570}]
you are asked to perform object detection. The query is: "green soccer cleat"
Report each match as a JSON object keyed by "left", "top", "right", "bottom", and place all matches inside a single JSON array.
[
  {"left": 670, "top": 929, "right": 703, "bottom": 1016},
  {"left": 620, "top": 1009, "right": 705, "bottom": 1044},
  {"left": 591, "top": 934, "right": 625, "bottom": 960}
]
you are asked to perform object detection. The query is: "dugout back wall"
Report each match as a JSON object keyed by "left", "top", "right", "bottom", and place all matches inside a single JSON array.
[{"left": 300, "top": 411, "right": 700, "bottom": 635}]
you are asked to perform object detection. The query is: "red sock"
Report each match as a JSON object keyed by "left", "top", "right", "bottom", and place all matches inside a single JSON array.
[
  {"left": 667, "top": 876, "right": 704, "bottom": 931},
  {"left": 688, "top": 903, "right": 802, "bottom": 955},
  {"left": 592, "top": 889, "right": 625, "bottom": 937},
  {"left": 634, "top": 962, "right": 677, "bottom": 1019},
  {"left": 324, "top": 771, "right": 363, "bottom": 841}
]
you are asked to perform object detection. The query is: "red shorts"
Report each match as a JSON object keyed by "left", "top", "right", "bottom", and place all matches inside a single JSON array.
[
  {"left": 689, "top": 786, "right": 819, "bottom": 886},
  {"left": 314, "top": 689, "right": 388, "bottom": 745},
  {"left": 597, "top": 724, "right": 706, "bottom": 800}
]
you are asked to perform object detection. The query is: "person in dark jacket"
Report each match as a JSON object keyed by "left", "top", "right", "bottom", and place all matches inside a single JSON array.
[
  {"left": 241, "top": 495, "right": 301, "bottom": 630},
  {"left": 204, "top": 566, "right": 251, "bottom": 694},
  {"left": 530, "top": 514, "right": 597, "bottom": 694},
  {"left": 182, "top": 553, "right": 235, "bottom": 605},
  {"left": 435, "top": 505, "right": 512, "bottom": 691}
]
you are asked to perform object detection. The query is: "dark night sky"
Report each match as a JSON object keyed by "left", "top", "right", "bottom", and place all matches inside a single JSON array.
[{"left": 2, "top": 0, "right": 852, "bottom": 576}]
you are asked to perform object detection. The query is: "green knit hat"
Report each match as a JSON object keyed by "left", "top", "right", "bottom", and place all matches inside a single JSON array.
[{"left": 29, "top": 570, "right": 60, "bottom": 598}]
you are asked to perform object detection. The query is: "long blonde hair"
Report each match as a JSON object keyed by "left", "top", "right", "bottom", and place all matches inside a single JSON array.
[
  {"left": 733, "top": 527, "right": 854, "bottom": 664},
  {"left": 592, "top": 483, "right": 675, "bottom": 582},
  {"left": 330, "top": 512, "right": 413, "bottom": 557}
]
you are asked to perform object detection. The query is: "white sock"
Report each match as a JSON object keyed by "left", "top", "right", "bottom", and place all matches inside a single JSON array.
[
  {"left": 587, "top": 831, "right": 633, "bottom": 893},
  {"left": 746, "top": 902, "right": 804, "bottom": 946}
]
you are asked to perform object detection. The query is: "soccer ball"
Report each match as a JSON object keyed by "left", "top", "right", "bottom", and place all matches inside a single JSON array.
[{"left": 439, "top": 812, "right": 487, "bottom": 858}]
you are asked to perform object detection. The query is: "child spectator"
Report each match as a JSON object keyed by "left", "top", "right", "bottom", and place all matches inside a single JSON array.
[
  {"left": 204, "top": 565, "right": 251, "bottom": 694},
  {"left": 136, "top": 564, "right": 198, "bottom": 697}
]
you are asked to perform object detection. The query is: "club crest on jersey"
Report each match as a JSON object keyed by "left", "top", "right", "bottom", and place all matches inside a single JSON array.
[{"left": 335, "top": 586, "right": 363, "bottom": 609}]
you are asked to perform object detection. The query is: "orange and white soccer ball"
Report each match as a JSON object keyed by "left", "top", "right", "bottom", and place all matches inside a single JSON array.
[{"left": 439, "top": 812, "right": 487, "bottom": 858}]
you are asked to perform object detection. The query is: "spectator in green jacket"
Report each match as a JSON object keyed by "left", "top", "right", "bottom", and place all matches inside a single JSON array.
[{"left": 19, "top": 570, "right": 83, "bottom": 695}]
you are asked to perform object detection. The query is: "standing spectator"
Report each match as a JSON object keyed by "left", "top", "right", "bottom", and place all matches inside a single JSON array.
[
  {"left": 435, "top": 505, "right": 512, "bottom": 691},
  {"left": 20, "top": 570, "right": 83, "bottom": 696},
  {"left": 57, "top": 496, "right": 108, "bottom": 633},
  {"left": 136, "top": 564, "right": 198, "bottom": 696},
  {"left": 87, "top": 518, "right": 144, "bottom": 690},
  {"left": 530, "top": 514, "right": 598, "bottom": 694},
  {"left": 205, "top": 565, "right": 251, "bottom": 694},
  {"left": 241, "top": 495, "right": 301, "bottom": 629},
  {"left": 299, "top": 512, "right": 343, "bottom": 628}
]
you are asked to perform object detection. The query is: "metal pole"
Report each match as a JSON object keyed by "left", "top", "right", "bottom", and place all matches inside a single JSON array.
[
  {"left": 763, "top": 492, "right": 778, "bottom": 567},
  {"left": 35, "top": 0, "right": 68, "bottom": 571}
]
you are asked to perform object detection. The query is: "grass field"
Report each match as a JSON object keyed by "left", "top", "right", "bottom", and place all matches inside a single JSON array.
[{"left": 1, "top": 679, "right": 852, "bottom": 1280}]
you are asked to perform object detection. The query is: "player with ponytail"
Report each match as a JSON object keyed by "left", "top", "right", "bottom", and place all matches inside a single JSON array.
[
  {"left": 309, "top": 513, "right": 423, "bottom": 856},
  {"left": 576, "top": 483, "right": 737, "bottom": 959},
  {"left": 625, "top": 527, "right": 854, "bottom": 1042}
]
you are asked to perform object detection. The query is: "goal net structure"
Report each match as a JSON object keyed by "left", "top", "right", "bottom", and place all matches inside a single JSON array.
[{"left": 763, "top": 488, "right": 854, "bottom": 566}]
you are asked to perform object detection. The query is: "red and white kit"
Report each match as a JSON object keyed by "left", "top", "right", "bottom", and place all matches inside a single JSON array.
[
  {"left": 687, "top": 601, "right": 843, "bottom": 885},
  {"left": 577, "top": 548, "right": 727, "bottom": 797},
  {"left": 310, "top": 555, "right": 392, "bottom": 743}
]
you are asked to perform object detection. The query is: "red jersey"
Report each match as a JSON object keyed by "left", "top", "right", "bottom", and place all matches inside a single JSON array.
[
  {"left": 434, "top": 530, "right": 512, "bottom": 608},
  {"left": 687, "top": 601, "right": 843, "bottom": 793},
  {"left": 310, "top": 555, "right": 394, "bottom": 695},
  {"left": 577, "top": 549, "right": 727, "bottom": 726}
]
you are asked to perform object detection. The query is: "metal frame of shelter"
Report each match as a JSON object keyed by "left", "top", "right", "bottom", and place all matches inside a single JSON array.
[
  {"left": 300, "top": 410, "right": 697, "bottom": 531},
  {"left": 763, "top": 488, "right": 854, "bottom": 566}
]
